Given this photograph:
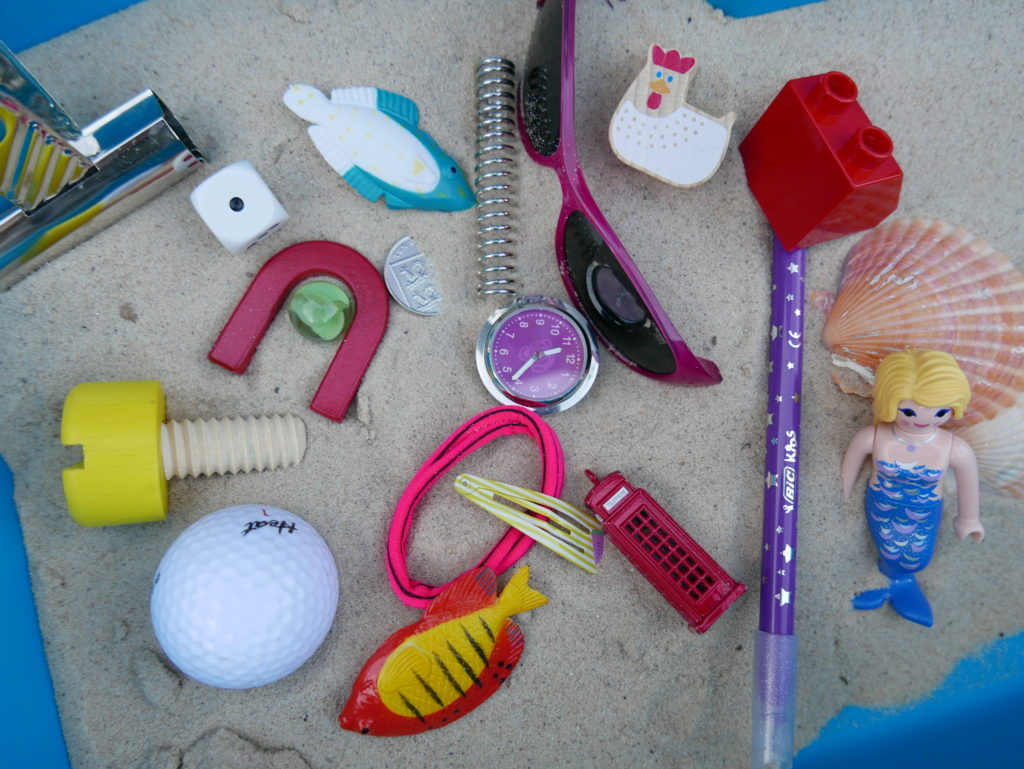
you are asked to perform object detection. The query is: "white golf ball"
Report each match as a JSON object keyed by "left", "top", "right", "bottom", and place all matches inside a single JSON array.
[{"left": 150, "top": 504, "right": 338, "bottom": 689}]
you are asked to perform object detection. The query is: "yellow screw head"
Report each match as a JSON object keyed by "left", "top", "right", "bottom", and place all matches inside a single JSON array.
[{"left": 61, "top": 381, "right": 169, "bottom": 526}]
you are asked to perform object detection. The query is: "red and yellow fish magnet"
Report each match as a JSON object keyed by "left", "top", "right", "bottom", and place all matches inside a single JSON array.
[{"left": 339, "top": 566, "right": 547, "bottom": 736}]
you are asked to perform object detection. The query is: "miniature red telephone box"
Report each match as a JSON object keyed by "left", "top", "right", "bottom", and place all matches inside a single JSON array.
[{"left": 584, "top": 471, "right": 745, "bottom": 633}]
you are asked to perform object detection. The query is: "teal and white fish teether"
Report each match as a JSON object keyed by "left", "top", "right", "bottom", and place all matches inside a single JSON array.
[{"left": 284, "top": 84, "right": 473, "bottom": 212}]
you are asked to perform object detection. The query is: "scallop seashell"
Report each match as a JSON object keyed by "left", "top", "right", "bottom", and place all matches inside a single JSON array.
[
  {"left": 823, "top": 218, "right": 1024, "bottom": 498},
  {"left": 823, "top": 218, "right": 1024, "bottom": 426},
  {"left": 955, "top": 395, "right": 1024, "bottom": 499}
]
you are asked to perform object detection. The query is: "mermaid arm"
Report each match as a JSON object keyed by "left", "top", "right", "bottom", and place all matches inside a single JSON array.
[
  {"left": 949, "top": 434, "right": 983, "bottom": 542},
  {"left": 841, "top": 425, "right": 876, "bottom": 502}
]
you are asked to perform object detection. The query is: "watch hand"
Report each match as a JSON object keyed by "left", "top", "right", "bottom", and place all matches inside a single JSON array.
[
  {"left": 537, "top": 346, "right": 563, "bottom": 358},
  {"left": 512, "top": 354, "right": 540, "bottom": 381}
]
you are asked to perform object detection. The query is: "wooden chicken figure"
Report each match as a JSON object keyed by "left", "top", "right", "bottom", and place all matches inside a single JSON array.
[{"left": 609, "top": 45, "right": 735, "bottom": 188}]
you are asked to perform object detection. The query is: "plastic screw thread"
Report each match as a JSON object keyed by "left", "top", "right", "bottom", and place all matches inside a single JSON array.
[{"left": 160, "top": 414, "right": 307, "bottom": 480}]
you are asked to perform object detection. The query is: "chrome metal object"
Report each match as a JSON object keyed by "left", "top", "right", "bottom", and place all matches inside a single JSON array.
[
  {"left": 0, "top": 41, "right": 204, "bottom": 289},
  {"left": 474, "top": 57, "right": 518, "bottom": 297}
]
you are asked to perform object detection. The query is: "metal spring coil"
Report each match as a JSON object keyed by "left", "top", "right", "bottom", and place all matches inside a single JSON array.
[{"left": 474, "top": 57, "right": 518, "bottom": 297}]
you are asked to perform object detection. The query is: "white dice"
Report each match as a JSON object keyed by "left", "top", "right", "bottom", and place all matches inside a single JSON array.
[{"left": 190, "top": 160, "right": 288, "bottom": 253}]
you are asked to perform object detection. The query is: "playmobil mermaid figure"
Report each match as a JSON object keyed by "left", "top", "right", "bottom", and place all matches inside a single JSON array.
[{"left": 841, "top": 350, "right": 983, "bottom": 627}]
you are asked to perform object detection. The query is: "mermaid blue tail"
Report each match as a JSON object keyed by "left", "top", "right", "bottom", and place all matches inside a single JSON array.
[
  {"left": 854, "top": 463, "right": 943, "bottom": 627},
  {"left": 852, "top": 560, "right": 934, "bottom": 627}
]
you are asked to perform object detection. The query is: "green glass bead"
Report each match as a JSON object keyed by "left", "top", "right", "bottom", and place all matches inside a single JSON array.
[{"left": 287, "top": 281, "right": 354, "bottom": 342}]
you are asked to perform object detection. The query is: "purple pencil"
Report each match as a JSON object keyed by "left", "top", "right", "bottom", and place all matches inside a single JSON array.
[
  {"left": 741, "top": 70, "right": 903, "bottom": 769},
  {"left": 752, "top": 234, "right": 806, "bottom": 768}
]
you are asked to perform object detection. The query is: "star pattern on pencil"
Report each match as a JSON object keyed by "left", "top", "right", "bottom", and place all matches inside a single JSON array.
[{"left": 787, "top": 262, "right": 800, "bottom": 274}]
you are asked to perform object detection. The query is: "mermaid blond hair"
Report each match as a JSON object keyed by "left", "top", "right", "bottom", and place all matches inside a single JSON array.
[{"left": 872, "top": 349, "right": 971, "bottom": 423}]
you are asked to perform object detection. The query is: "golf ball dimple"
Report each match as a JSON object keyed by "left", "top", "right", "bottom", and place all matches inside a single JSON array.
[{"left": 150, "top": 504, "right": 339, "bottom": 689}]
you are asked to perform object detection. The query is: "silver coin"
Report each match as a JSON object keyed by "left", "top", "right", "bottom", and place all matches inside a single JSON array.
[{"left": 384, "top": 236, "right": 442, "bottom": 316}]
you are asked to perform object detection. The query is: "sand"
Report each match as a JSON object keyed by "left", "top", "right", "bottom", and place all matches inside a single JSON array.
[{"left": 2, "top": 0, "right": 1022, "bottom": 767}]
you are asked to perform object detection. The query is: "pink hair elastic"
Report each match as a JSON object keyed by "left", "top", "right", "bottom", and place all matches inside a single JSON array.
[{"left": 386, "top": 405, "right": 564, "bottom": 608}]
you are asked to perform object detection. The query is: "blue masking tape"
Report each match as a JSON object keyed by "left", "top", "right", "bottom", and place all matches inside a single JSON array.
[
  {"left": 795, "top": 631, "right": 1024, "bottom": 769},
  {"left": 0, "top": 456, "right": 72, "bottom": 769},
  {"left": 705, "top": 0, "right": 826, "bottom": 17},
  {"left": 0, "top": 1, "right": 146, "bottom": 52}
]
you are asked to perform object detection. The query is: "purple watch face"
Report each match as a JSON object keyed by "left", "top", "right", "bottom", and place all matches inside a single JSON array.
[{"left": 489, "top": 306, "right": 587, "bottom": 403}]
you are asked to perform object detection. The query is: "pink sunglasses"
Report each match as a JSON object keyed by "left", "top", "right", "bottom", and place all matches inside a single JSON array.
[{"left": 519, "top": 0, "right": 721, "bottom": 385}]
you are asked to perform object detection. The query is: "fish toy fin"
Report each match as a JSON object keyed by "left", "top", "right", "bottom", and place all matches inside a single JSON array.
[
  {"left": 422, "top": 568, "right": 500, "bottom": 622},
  {"left": 497, "top": 566, "right": 549, "bottom": 616},
  {"left": 375, "top": 89, "right": 421, "bottom": 129},
  {"left": 306, "top": 125, "right": 355, "bottom": 177},
  {"left": 382, "top": 191, "right": 415, "bottom": 210},
  {"left": 283, "top": 84, "right": 335, "bottom": 124},
  {"left": 340, "top": 165, "right": 388, "bottom": 204},
  {"left": 380, "top": 643, "right": 430, "bottom": 682},
  {"left": 324, "top": 86, "right": 420, "bottom": 131},
  {"left": 330, "top": 86, "right": 379, "bottom": 109},
  {"left": 338, "top": 167, "right": 418, "bottom": 210},
  {"left": 382, "top": 195, "right": 413, "bottom": 210},
  {"left": 379, "top": 642, "right": 463, "bottom": 705},
  {"left": 500, "top": 618, "right": 526, "bottom": 662}
]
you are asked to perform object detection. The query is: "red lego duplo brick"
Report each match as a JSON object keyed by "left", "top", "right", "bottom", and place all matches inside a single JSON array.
[
  {"left": 583, "top": 470, "right": 746, "bottom": 633},
  {"left": 739, "top": 71, "right": 903, "bottom": 250}
]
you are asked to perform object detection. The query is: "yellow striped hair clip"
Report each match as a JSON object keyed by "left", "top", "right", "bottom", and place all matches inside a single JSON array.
[{"left": 454, "top": 473, "right": 604, "bottom": 573}]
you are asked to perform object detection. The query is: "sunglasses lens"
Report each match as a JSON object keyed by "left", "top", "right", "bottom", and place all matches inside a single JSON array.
[
  {"left": 563, "top": 210, "right": 677, "bottom": 375},
  {"left": 521, "top": 0, "right": 562, "bottom": 156}
]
